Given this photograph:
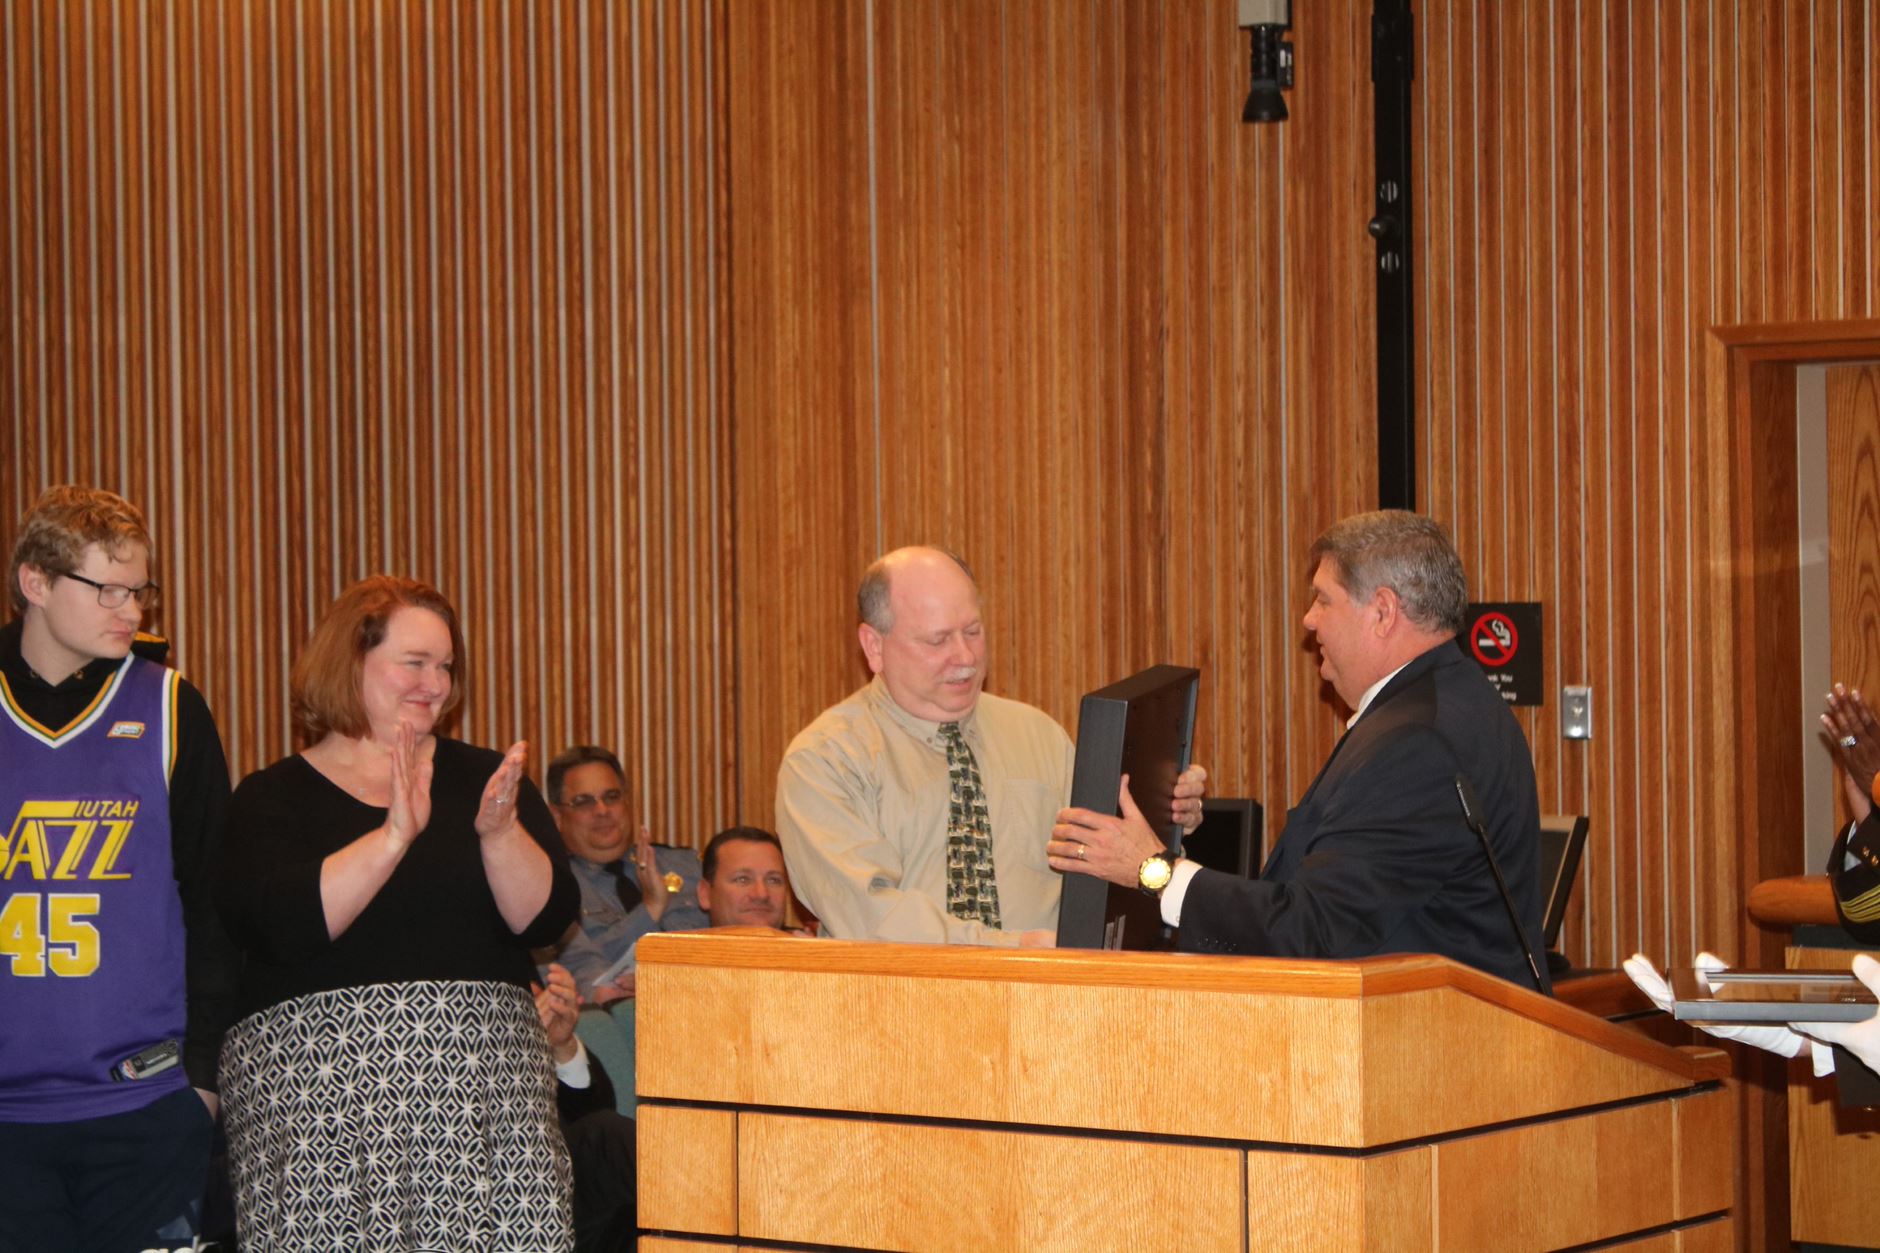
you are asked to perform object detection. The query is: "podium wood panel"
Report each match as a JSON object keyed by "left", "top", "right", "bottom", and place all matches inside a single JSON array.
[
  {"left": 736, "top": 1113, "right": 1243, "bottom": 1251},
  {"left": 1672, "top": 1089, "right": 1735, "bottom": 1219},
  {"left": 637, "top": 1106, "right": 737, "bottom": 1236},
  {"left": 1244, "top": 1146, "right": 1433, "bottom": 1252},
  {"left": 1433, "top": 1102, "right": 1676, "bottom": 1250},
  {"left": 1359, "top": 988, "right": 1703, "bottom": 1145},
  {"left": 642, "top": 966, "right": 1362, "bottom": 1141},
  {"left": 638, "top": 935, "right": 1722, "bottom": 1150}
]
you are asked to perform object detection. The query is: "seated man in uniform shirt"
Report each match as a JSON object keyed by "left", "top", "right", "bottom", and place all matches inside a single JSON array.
[
  {"left": 544, "top": 744, "right": 708, "bottom": 1003},
  {"left": 775, "top": 545, "right": 1204, "bottom": 946},
  {"left": 543, "top": 744, "right": 707, "bottom": 1118}
]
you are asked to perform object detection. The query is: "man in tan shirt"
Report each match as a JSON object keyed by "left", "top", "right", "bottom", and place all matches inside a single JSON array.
[{"left": 776, "top": 546, "right": 1203, "bottom": 946}]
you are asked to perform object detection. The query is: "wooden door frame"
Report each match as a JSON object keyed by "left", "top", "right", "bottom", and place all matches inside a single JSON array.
[{"left": 1705, "top": 318, "right": 1880, "bottom": 1249}]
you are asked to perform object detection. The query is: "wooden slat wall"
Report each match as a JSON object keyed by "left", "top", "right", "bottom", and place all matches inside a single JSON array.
[
  {"left": 1830, "top": 365, "right": 1880, "bottom": 818},
  {"left": 1420, "top": 0, "right": 1880, "bottom": 971},
  {"left": 731, "top": 0, "right": 1880, "bottom": 977},
  {"left": 0, "top": 0, "right": 735, "bottom": 846},
  {"left": 730, "top": 0, "right": 1375, "bottom": 881}
]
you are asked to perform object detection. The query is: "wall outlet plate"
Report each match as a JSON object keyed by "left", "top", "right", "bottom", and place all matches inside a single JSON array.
[{"left": 1562, "top": 685, "right": 1593, "bottom": 740}]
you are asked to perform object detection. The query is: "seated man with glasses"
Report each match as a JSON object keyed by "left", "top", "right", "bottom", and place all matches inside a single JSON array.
[
  {"left": 0, "top": 485, "right": 236, "bottom": 1253},
  {"left": 543, "top": 744, "right": 708, "bottom": 1003},
  {"left": 541, "top": 745, "right": 707, "bottom": 1119}
]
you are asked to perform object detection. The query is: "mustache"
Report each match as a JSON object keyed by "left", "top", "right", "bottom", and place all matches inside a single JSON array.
[{"left": 942, "top": 667, "right": 979, "bottom": 683}]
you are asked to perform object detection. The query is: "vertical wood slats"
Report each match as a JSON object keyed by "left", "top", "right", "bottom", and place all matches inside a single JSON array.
[
  {"left": 0, "top": 1, "right": 734, "bottom": 848},
  {"left": 1829, "top": 365, "right": 1880, "bottom": 823},
  {"left": 1420, "top": 0, "right": 1880, "bottom": 970},
  {"left": 731, "top": 0, "right": 1378, "bottom": 911}
]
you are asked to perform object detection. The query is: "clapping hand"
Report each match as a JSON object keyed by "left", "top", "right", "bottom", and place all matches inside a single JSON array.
[
  {"left": 1823, "top": 684, "right": 1880, "bottom": 821},
  {"left": 634, "top": 826, "right": 669, "bottom": 923},
  {"left": 475, "top": 741, "right": 529, "bottom": 840},
  {"left": 533, "top": 963, "right": 581, "bottom": 1065},
  {"left": 386, "top": 720, "right": 434, "bottom": 849},
  {"left": 590, "top": 971, "right": 636, "bottom": 1006},
  {"left": 594, "top": 963, "right": 639, "bottom": 1008}
]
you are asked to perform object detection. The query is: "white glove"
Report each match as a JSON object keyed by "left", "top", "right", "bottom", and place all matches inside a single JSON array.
[
  {"left": 1792, "top": 952, "right": 1880, "bottom": 1074},
  {"left": 1623, "top": 951, "right": 1824, "bottom": 1066}
]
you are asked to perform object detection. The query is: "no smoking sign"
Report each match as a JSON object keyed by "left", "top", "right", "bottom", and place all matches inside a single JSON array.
[{"left": 1454, "top": 602, "right": 1542, "bottom": 705}]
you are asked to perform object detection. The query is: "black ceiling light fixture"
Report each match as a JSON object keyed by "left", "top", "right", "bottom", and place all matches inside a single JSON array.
[
  {"left": 1238, "top": 0, "right": 1294, "bottom": 124},
  {"left": 1235, "top": 1, "right": 1420, "bottom": 511}
]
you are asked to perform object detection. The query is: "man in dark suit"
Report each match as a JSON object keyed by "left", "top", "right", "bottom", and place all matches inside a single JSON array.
[
  {"left": 537, "top": 964, "right": 636, "bottom": 1253},
  {"left": 1049, "top": 510, "right": 1548, "bottom": 990}
]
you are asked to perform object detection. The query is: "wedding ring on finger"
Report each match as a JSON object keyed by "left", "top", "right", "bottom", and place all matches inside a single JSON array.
[
  {"left": 1077, "top": 843, "right": 1087, "bottom": 860},
  {"left": 1843, "top": 735, "right": 1860, "bottom": 749}
]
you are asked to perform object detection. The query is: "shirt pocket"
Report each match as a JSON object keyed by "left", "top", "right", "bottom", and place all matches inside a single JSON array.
[
  {"left": 877, "top": 774, "right": 953, "bottom": 881},
  {"left": 991, "top": 777, "right": 1059, "bottom": 869}
]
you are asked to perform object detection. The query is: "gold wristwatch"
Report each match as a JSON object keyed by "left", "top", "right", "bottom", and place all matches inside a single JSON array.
[{"left": 1137, "top": 853, "right": 1174, "bottom": 896}]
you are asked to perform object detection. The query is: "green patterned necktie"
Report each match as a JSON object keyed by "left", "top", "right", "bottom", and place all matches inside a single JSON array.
[{"left": 938, "top": 721, "right": 1002, "bottom": 927}]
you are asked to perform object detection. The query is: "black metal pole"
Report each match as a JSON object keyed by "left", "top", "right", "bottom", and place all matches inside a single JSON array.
[{"left": 1371, "top": 0, "right": 1415, "bottom": 511}]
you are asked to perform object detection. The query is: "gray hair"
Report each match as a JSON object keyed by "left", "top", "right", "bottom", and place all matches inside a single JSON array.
[
  {"left": 856, "top": 547, "right": 977, "bottom": 632},
  {"left": 545, "top": 744, "right": 627, "bottom": 805},
  {"left": 1307, "top": 511, "right": 1468, "bottom": 634}
]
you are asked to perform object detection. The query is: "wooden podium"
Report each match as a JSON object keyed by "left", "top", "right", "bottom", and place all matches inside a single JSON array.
[{"left": 634, "top": 933, "right": 1733, "bottom": 1251}]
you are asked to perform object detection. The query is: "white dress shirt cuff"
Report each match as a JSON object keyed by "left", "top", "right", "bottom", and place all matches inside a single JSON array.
[
  {"left": 556, "top": 1035, "right": 593, "bottom": 1088},
  {"left": 1160, "top": 858, "right": 1204, "bottom": 927}
]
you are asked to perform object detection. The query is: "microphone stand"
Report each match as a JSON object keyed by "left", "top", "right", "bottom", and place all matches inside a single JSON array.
[{"left": 1454, "top": 775, "right": 1547, "bottom": 995}]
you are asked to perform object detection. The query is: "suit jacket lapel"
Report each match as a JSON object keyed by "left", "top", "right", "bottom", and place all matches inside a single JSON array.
[
  {"left": 1263, "top": 724, "right": 1354, "bottom": 877},
  {"left": 1294, "top": 725, "right": 1353, "bottom": 811}
]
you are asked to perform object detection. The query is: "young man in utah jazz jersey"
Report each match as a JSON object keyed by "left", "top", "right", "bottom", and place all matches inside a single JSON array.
[{"left": 0, "top": 486, "right": 236, "bottom": 1253}]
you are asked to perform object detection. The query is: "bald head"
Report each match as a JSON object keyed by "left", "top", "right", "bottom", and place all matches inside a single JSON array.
[
  {"left": 857, "top": 546, "right": 976, "bottom": 632},
  {"left": 857, "top": 546, "right": 987, "bottom": 722}
]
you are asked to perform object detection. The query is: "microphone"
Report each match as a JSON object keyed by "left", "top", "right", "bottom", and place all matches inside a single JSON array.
[{"left": 1454, "top": 775, "right": 1547, "bottom": 994}]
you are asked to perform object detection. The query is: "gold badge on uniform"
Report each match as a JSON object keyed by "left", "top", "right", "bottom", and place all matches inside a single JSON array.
[{"left": 663, "top": 871, "right": 684, "bottom": 895}]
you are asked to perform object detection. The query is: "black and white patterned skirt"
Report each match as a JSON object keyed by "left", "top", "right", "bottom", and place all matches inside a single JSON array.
[{"left": 221, "top": 980, "right": 574, "bottom": 1252}]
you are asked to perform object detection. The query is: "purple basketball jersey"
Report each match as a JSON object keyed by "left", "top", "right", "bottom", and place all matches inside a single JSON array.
[{"left": 0, "top": 654, "right": 189, "bottom": 1121}]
